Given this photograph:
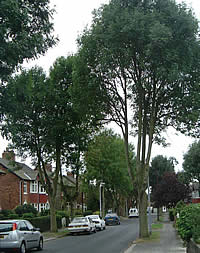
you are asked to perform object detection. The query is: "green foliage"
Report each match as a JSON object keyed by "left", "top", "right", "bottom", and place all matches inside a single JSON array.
[
  {"left": 8, "top": 213, "right": 19, "bottom": 219},
  {"left": 74, "top": 210, "right": 82, "bottom": 216},
  {"left": 93, "top": 211, "right": 100, "bottom": 215},
  {"left": 27, "top": 215, "right": 62, "bottom": 232},
  {"left": 14, "top": 204, "right": 38, "bottom": 216},
  {"left": 177, "top": 204, "right": 200, "bottom": 242},
  {"left": 22, "top": 213, "right": 34, "bottom": 219},
  {"left": 40, "top": 209, "right": 50, "bottom": 216},
  {"left": 150, "top": 155, "right": 176, "bottom": 191},
  {"left": 56, "top": 210, "right": 69, "bottom": 218},
  {"left": 175, "top": 200, "right": 186, "bottom": 216},
  {"left": 0, "top": 209, "right": 14, "bottom": 218},
  {"left": 168, "top": 209, "right": 175, "bottom": 222},
  {"left": 183, "top": 141, "right": 200, "bottom": 184},
  {"left": 0, "top": 0, "right": 57, "bottom": 80}
]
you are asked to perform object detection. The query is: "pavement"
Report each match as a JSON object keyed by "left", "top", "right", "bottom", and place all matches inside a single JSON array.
[{"left": 125, "top": 212, "right": 186, "bottom": 253}]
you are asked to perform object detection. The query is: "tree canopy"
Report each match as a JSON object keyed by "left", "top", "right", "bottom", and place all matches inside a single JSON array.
[
  {"left": 152, "top": 172, "right": 190, "bottom": 208},
  {"left": 76, "top": 0, "right": 200, "bottom": 237},
  {"left": 183, "top": 141, "right": 200, "bottom": 184},
  {"left": 149, "top": 155, "right": 176, "bottom": 191},
  {"left": 0, "top": 0, "right": 57, "bottom": 81}
]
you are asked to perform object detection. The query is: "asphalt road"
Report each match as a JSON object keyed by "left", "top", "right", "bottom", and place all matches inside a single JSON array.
[{"left": 41, "top": 218, "right": 139, "bottom": 253}]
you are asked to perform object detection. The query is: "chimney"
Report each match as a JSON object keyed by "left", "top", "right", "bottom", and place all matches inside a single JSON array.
[{"left": 2, "top": 149, "right": 15, "bottom": 161}]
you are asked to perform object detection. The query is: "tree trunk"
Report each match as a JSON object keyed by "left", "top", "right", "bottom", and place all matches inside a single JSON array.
[
  {"left": 49, "top": 197, "right": 57, "bottom": 232},
  {"left": 138, "top": 190, "right": 148, "bottom": 238}
]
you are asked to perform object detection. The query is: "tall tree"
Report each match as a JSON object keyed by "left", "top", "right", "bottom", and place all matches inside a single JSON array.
[
  {"left": 0, "top": 56, "right": 98, "bottom": 232},
  {"left": 183, "top": 141, "right": 200, "bottom": 185},
  {"left": 152, "top": 172, "right": 190, "bottom": 209},
  {"left": 76, "top": 0, "right": 200, "bottom": 237},
  {"left": 149, "top": 155, "right": 176, "bottom": 191},
  {"left": 84, "top": 129, "right": 135, "bottom": 213},
  {"left": 0, "top": 0, "right": 57, "bottom": 81}
]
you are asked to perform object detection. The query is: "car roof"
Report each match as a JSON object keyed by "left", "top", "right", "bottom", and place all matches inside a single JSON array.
[
  {"left": 86, "top": 215, "right": 99, "bottom": 218},
  {"left": 105, "top": 213, "right": 118, "bottom": 216},
  {"left": 0, "top": 220, "right": 27, "bottom": 223}
]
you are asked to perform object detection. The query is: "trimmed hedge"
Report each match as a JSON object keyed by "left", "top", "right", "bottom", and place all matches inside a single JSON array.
[{"left": 27, "top": 215, "right": 62, "bottom": 232}]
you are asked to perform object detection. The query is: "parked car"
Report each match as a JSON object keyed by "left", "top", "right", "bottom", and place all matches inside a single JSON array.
[
  {"left": 128, "top": 208, "right": 139, "bottom": 218},
  {"left": 68, "top": 217, "right": 96, "bottom": 235},
  {"left": 0, "top": 219, "right": 43, "bottom": 253},
  {"left": 104, "top": 213, "right": 120, "bottom": 225},
  {"left": 86, "top": 215, "right": 106, "bottom": 231}
]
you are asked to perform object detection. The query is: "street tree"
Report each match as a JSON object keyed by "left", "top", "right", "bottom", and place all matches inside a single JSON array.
[
  {"left": 0, "top": 0, "right": 57, "bottom": 81},
  {"left": 152, "top": 172, "right": 190, "bottom": 209},
  {"left": 0, "top": 56, "right": 98, "bottom": 232},
  {"left": 76, "top": 0, "right": 200, "bottom": 237},
  {"left": 183, "top": 141, "right": 200, "bottom": 184},
  {"left": 149, "top": 155, "right": 176, "bottom": 191},
  {"left": 84, "top": 129, "right": 135, "bottom": 213}
]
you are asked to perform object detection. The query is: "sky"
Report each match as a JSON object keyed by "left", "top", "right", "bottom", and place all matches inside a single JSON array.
[{"left": 1, "top": 0, "right": 199, "bottom": 171}]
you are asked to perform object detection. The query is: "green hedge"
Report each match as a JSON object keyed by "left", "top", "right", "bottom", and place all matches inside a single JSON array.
[
  {"left": 27, "top": 215, "right": 62, "bottom": 232},
  {"left": 176, "top": 204, "right": 200, "bottom": 242}
]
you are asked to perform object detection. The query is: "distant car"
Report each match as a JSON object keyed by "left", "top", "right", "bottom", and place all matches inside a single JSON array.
[
  {"left": 104, "top": 213, "right": 120, "bottom": 225},
  {"left": 86, "top": 215, "right": 106, "bottom": 231},
  {"left": 128, "top": 208, "right": 139, "bottom": 218},
  {"left": 68, "top": 217, "right": 96, "bottom": 235},
  {"left": 0, "top": 219, "right": 43, "bottom": 253}
]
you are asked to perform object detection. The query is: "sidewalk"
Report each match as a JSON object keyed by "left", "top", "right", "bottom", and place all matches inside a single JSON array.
[{"left": 125, "top": 213, "right": 186, "bottom": 253}]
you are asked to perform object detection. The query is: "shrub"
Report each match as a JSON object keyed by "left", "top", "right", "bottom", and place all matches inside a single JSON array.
[
  {"left": 8, "top": 214, "right": 19, "bottom": 219},
  {"left": 27, "top": 215, "right": 62, "bottom": 232},
  {"left": 14, "top": 204, "right": 38, "bottom": 216},
  {"left": 22, "top": 213, "right": 34, "bottom": 219},
  {"left": 40, "top": 209, "right": 50, "bottom": 216},
  {"left": 0, "top": 209, "right": 14, "bottom": 218},
  {"left": 93, "top": 211, "right": 100, "bottom": 215},
  {"left": 176, "top": 204, "right": 200, "bottom": 242},
  {"left": 74, "top": 210, "right": 82, "bottom": 216}
]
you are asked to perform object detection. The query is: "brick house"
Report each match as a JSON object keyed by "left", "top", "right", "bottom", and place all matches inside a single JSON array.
[{"left": 0, "top": 150, "right": 49, "bottom": 212}]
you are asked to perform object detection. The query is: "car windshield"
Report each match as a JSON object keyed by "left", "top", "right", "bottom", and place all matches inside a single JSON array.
[
  {"left": 0, "top": 223, "right": 13, "bottom": 232},
  {"left": 72, "top": 217, "right": 87, "bottom": 223}
]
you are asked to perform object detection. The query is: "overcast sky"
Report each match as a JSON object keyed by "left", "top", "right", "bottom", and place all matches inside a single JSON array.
[{"left": 1, "top": 0, "right": 199, "bottom": 170}]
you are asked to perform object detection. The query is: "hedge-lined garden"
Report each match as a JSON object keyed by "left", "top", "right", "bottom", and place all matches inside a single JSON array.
[
  {"left": 171, "top": 201, "right": 200, "bottom": 244},
  {"left": 0, "top": 204, "right": 70, "bottom": 232}
]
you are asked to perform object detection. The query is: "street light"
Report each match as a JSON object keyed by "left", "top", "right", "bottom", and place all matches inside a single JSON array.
[
  {"left": 99, "top": 182, "right": 105, "bottom": 217},
  {"left": 148, "top": 173, "right": 152, "bottom": 234}
]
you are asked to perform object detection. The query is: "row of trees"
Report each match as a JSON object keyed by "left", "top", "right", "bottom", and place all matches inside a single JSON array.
[{"left": 1, "top": 0, "right": 200, "bottom": 237}]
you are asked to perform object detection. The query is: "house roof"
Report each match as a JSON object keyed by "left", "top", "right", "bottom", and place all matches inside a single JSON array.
[
  {"left": 63, "top": 175, "right": 76, "bottom": 187},
  {"left": 0, "top": 158, "right": 38, "bottom": 180}
]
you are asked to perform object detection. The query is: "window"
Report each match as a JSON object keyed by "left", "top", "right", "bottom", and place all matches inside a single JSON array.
[
  {"left": 39, "top": 203, "right": 46, "bottom": 212},
  {"left": 23, "top": 182, "right": 27, "bottom": 194},
  {"left": 39, "top": 183, "right": 46, "bottom": 194},
  {"left": 32, "top": 203, "right": 38, "bottom": 211},
  {"left": 30, "top": 181, "right": 38, "bottom": 193}
]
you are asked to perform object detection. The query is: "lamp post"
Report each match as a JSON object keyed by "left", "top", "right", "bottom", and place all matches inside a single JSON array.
[
  {"left": 148, "top": 173, "right": 152, "bottom": 234},
  {"left": 99, "top": 182, "right": 105, "bottom": 217}
]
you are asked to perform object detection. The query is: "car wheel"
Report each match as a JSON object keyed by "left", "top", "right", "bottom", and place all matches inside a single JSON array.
[
  {"left": 93, "top": 228, "right": 97, "bottom": 233},
  {"left": 37, "top": 237, "right": 43, "bottom": 251},
  {"left": 103, "top": 226, "right": 106, "bottom": 230},
  {"left": 19, "top": 242, "right": 26, "bottom": 253}
]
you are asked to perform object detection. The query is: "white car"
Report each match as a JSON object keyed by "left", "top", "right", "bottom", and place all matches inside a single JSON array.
[
  {"left": 68, "top": 217, "right": 96, "bottom": 234},
  {"left": 86, "top": 215, "right": 106, "bottom": 231},
  {"left": 0, "top": 219, "right": 43, "bottom": 253},
  {"left": 128, "top": 208, "right": 139, "bottom": 218}
]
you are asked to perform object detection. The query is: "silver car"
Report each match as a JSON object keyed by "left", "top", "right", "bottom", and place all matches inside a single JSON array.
[{"left": 0, "top": 219, "right": 43, "bottom": 253}]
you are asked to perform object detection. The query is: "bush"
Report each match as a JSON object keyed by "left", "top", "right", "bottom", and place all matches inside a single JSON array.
[
  {"left": 27, "top": 215, "right": 62, "bottom": 232},
  {"left": 40, "top": 209, "right": 50, "bottom": 216},
  {"left": 176, "top": 204, "right": 200, "bottom": 242},
  {"left": 0, "top": 209, "right": 14, "bottom": 218},
  {"left": 22, "top": 213, "right": 34, "bottom": 219},
  {"left": 93, "top": 211, "right": 100, "bottom": 215},
  {"left": 8, "top": 214, "right": 19, "bottom": 219},
  {"left": 14, "top": 204, "right": 38, "bottom": 216},
  {"left": 74, "top": 210, "right": 82, "bottom": 216}
]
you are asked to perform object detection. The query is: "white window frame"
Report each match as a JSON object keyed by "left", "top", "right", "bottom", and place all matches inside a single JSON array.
[
  {"left": 30, "top": 181, "right": 38, "bottom": 193},
  {"left": 23, "top": 181, "right": 28, "bottom": 194},
  {"left": 39, "top": 183, "right": 46, "bottom": 194},
  {"left": 39, "top": 203, "right": 46, "bottom": 212}
]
